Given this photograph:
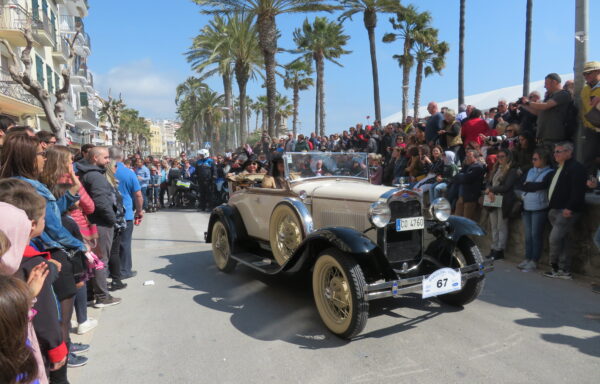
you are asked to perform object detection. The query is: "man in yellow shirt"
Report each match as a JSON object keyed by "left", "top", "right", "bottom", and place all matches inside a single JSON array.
[{"left": 581, "top": 61, "right": 600, "bottom": 173}]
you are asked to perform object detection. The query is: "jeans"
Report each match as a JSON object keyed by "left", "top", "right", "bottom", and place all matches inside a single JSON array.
[
  {"left": 119, "top": 220, "right": 134, "bottom": 277},
  {"left": 489, "top": 207, "right": 509, "bottom": 251},
  {"left": 91, "top": 225, "right": 114, "bottom": 300},
  {"left": 74, "top": 284, "right": 88, "bottom": 324},
  {"left": 523, "top": 210, "right": 547, "bottom": 262},
  {"left": 140, "top": 186, "right": 148, "bottom": 210},
  {"left": 429, "top": 182, "right": 448, "bottom": 201},
  {"left": 548, "top": 208, "right": 580, "bottom": 272},
  {"left": 109, "top": 230, "right": 122, "bottom": 280}
]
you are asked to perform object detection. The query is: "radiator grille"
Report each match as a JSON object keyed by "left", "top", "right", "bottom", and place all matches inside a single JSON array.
[{"left": 383, "top": 199, "right": 423, "bottom": 265}]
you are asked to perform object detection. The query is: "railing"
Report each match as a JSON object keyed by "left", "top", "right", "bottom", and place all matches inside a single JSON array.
[
  {"left": 0, "top": 4, "right": 29, "bottom": 30},
  {"left": 0, "top": 68, "right": 42, "bottom": 107},
  {"left": 54, "top": 37, "right": 69, "bottom": 58},
  {"left": 77, "top": 106, "right": 98, "bottom": 125},
  {"left": 32, "top": 12, "right": 54, "bottom": 41}
]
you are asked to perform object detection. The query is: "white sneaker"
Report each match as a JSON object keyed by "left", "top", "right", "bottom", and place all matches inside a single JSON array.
[
  {"left": 517, "top": 260, "right": 530, "bottom": 269},
  {"left": 70, "top": 319, "right": 78, "bottom": 330},
  {"left": 522, "top": 260, "right": 537, "bottom": 271},
  {"left": 77, "top": 318, "right": 98, "bottom": 335}
]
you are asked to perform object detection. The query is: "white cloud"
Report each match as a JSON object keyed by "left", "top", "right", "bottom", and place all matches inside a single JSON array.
[{"left": 93, "top": 59, "right": 179, "bottom": 119}]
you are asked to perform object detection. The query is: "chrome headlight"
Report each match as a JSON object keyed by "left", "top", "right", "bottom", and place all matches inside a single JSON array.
[
  {"left": 368, "top": 201, "right": 391, "bottom": 228},
  {"left": 430, "top": 197, "right": 451, "bottom": 222}
]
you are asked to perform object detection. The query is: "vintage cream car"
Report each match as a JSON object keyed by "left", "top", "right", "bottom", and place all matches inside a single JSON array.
[{"left": 205, "top": 152, "right": 493, "bottom": 339}]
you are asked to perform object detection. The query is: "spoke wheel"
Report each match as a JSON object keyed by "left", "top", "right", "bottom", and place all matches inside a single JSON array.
[
  {"left": 269, "top": 204, "right": 303, "bottom": 266},
  {"left": 438, "top": 237, "right": 485, "bottom": 306},
  {"left": 211, "top": 220, "right": 237, "bottom": 273},
  {"left": 312, "top": 249, "right": 368, "bottom": 339}
]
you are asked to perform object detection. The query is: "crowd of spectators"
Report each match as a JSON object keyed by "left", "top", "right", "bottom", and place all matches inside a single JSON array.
[{"left": 0, "top": 62, "right": 599, "bottom": 383}]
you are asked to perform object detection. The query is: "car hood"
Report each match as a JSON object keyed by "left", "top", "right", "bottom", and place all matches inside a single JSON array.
[{"left": 307, "top": 181, "right": 395, "bottom": 202}]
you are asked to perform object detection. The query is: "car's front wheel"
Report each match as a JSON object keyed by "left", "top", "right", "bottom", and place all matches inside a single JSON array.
[
  {"left": 211, "top": 220, "right": 237, "bottom": 273},
  {"left": 437, "top": 237, "right": 485, "bottom": 306},
  {"left": 312, "top": 249, "right": 368, "bottom": 339}
]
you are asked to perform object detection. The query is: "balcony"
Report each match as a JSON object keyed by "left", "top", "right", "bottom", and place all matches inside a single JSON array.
[
  {"left": 52, "top": 37, "right": 69, "bottom": 64},
  {"left": 0, "top": 4, "right": 29, "bottom": 46},
  {"left": 76, "top": 106, "right": 98, "bottom": 128},
  {"left": 32, "top": 12, "right": 55, "bottom": 47},
  {"left": 0, "top": 68, "right": 43, "bottom": 111}
]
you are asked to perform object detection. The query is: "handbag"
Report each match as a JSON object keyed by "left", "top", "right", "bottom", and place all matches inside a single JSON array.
[
  {"left": 585, "top": 104, "right": 600, "bottom": 128},
  {"left": 509, "top": 199, "right": 523, "bottom": 219}
]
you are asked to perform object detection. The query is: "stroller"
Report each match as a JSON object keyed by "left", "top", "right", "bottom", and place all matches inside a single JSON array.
[{"left": 147, "top": 170, "right": 161, "bottom": 212}]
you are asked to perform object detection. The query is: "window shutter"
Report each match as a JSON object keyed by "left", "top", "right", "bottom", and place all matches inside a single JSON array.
[
  {"left": 35, "top": 55, "right": 44, "bottom": 85},
  {"left": 46, "top": 65, "right": 53, "bottom": 93},
  {"left": 80, "top": 92, "right": 88, "bottom": 107},
  {"left": 32, "top": 0, "right": 39, "bottom": 20}
]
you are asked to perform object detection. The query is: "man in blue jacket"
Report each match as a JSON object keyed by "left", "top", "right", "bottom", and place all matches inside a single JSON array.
[
  {"left": 194, "top": 149, "right": 215, "bottom": 211},
  {"left": 110, "top": 147, "right": 143, "bottom": 280},
  {"left": 135, "top": 158, "right": 150, "bottom": 211}
]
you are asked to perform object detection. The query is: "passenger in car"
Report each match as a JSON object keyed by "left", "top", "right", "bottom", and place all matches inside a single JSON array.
[
  {"left": 262, "top": 156, "right": 286, "bottom": 189},
  {"left": 239, "top": 156, "right": 265, "bottom": 175}
]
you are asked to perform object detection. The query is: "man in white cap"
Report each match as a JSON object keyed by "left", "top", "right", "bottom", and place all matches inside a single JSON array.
[{"left": 581, "top": 61, "right": 600, "bottom": 173}]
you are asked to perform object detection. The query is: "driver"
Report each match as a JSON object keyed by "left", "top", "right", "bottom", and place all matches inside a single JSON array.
[{"left": 262, "top": 156, "right": 286, "bottom": 189}]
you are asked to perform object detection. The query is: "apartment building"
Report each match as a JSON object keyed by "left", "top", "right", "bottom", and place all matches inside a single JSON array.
[
  {"left": 148, "top": 120, "right": 164, "bottom": 156},
  {"left": 0, "top": 0, "right": 105, "bottom": 146}
]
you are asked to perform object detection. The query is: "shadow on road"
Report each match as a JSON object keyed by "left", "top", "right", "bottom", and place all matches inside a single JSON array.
[
  {"left": 477, "top": 266, "right": 600, "bottom": 358},
  {"left": 152, "top": 250, "right": 462, "bottom": 348}
]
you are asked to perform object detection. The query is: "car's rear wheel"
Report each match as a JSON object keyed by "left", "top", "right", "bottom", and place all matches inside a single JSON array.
[
  {"left": 211, "top": 220, "right": 237, "bottom": 273},
  {"left": 269, "top": 204, "right": 303, "bottom": 266},
  {"left": 312, "top": 249, "right": 368, "bottom": 339},
  {"left": 437, "top": 237, "right": 485, "bottom": 306}
]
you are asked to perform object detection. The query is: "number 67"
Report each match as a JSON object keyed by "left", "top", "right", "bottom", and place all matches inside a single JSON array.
[{"left": 436, "top": 278, "right": 448, "bottom": 288}]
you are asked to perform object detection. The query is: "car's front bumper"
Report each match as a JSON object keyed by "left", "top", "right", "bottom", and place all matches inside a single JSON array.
[{"left": 363, "top": 259, "right": 494, "bottom": 301}]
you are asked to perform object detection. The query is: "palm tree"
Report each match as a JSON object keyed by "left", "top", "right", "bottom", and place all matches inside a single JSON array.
[
  {"left": 175, "top": 77, "right": 207, "bottom": 149},
  {"left": 196, "top": 89, "right": 225, "bottom": 150},
  {"left": 274, "top": 94, "right": 294, "bottom": 136},
  {"left": 283, "top": 59, "right": 314, "bottom": 136},
  {"left": 383, "top": 5, "right": 431, "bottom": 122},
  {"left": 523, "top": 0, "right": 533, "bottom": 96},
  {"left": 227, "top": 12, "right": 264, "bottom": 145},
  {"left": 458, "top": 0, "right": 465, "bottom": 106},
  {"left": 338, "top": 0, "right": 401, "bottom": 123},
  {"left": 194, "top": 0, "right": 340, "bottom": 139},
  {"left": 411, "top": 29, "right": 449, "bottom": 119},
  {"left": 186, "top": 16, "right": 235, "bottom": 149},
  {"left": 293, "top": 17, "right": 351, "bottom": 136}
]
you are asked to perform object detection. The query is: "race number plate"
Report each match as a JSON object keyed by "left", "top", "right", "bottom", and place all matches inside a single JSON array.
[
  {"left": 395, "top": 216, "right": 424, "bottom": 232},
  {"left": 422, "top": 268, "right": 462, "bottom": 299},
  {"left": 176, "top": 180, "right": 191, "bottom": 188}
]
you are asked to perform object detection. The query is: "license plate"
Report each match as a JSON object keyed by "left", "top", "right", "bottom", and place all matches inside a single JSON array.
[
  {"left": 422, "top": 268, "right": 462, "bottom": 299},
  {"left": 395, "top": 217, "right": 424, "bottom": 232}
]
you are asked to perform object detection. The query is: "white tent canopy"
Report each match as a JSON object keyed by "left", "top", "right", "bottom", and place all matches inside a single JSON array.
[{"left": 382, "top": 73, "right": 574, "bottom": 124}]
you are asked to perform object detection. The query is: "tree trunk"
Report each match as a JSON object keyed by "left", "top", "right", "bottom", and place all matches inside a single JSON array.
[
  {"left": 314, "top": 58, "right": 320, "bottom": 136},
  {"left": 258, "top": 15, "right": 277, "bottom": 139},
  {"left": 401, "top": 39, "right": 411, "bottom": 121},
  {"left": 523, "top": 0, "right": 533, "bottom": 96},
  {"left": 236, "top": 65, "right": 249, "bottom": 146},
  {"left": 413, "top": 60, "right": 424, "bottom": 120},
  {"left": 293, "top": 86, "right": 299, "bottom": 136},
  {"left": 255, "top": 109, "right": 260, "bottom": 133},
  {"left": 458, "top": 0, "right": 466, "bottom": 106},
  {"left": 364, "top": 11, "right": 381, "bottom": 123},
  {"left": 223, "top": 73, "right": 233, "bottom": 149},
  {"left": 317, "top": 55, "right": 326, "bottom": 137}
]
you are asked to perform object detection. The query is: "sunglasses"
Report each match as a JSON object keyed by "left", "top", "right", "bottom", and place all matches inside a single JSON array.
[{"left": 554, "top": 149, "right": 568, "bottom": 154}]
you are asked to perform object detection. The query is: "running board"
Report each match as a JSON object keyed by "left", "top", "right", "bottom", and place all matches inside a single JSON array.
[{"left": 231, "top": 252, "right": 282, "bottom": 275}]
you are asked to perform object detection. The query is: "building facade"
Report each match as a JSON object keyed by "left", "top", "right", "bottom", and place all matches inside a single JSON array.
[{"left": 0, "top": 0, "right": 107, "bottom": 147}]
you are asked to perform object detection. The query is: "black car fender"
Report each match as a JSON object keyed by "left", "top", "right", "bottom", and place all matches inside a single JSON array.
[
  {"left": 205, "top": 205, "right": 247, "bottom": 254},
  {"left": 284, "top": 227, "right": 397, "bottom": 281},
  {"left": 425, "top": 215, "right": 485, "bottom": 265}
]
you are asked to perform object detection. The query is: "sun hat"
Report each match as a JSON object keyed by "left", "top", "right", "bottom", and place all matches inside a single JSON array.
[{"left": 583, "top": 61, "right": 600, "bottom": 73}]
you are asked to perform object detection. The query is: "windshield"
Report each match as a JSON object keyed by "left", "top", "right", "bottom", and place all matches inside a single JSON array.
[{"left": 284, "top": 152, "right": 369, "bottom": 181}]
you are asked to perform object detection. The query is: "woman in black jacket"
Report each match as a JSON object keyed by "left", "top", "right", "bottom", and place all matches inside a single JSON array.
[{"left": 485, "top": 148, "right": 520, "bottom": 259}]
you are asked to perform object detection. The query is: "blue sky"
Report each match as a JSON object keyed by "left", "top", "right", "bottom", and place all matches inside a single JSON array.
[{"left": 86, "top": 0, "right": 599, "bottom": 136}]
